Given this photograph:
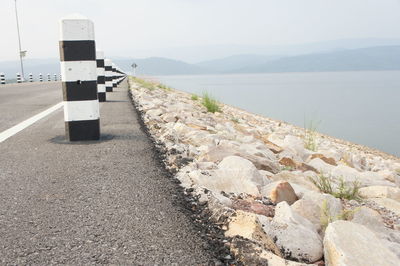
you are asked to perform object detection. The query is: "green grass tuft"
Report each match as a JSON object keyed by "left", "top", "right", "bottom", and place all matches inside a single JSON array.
[
  {"left": 309, "top": 173, "right": 361, "bottom": 200},
  {"left": 191, "top": 94, "right": 199, "bottom": 101},
  {"left": 201, "top": 92, "right": 220, "bottom": 113},
  {"left": 304, "top": 119, "right": 320, "bottom": 151}
]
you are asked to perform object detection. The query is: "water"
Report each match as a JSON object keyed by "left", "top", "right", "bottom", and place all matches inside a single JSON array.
[{"left": 154, "top": 71, "right": 400, "bottom": 158}]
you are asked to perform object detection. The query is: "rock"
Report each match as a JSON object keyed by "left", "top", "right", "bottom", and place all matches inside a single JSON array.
[
  {"left": 351, "top": 206, "right": 384, "bottom": 229},
  {"left": 359, "top": 186, "right": 400, "bottom": 201},
  {"left": 279, "top": 157, "right": 318, "bottom": 173},
  {"left": 308, "top": 158, "right": 335, "bottom": 174},
  {"left": 232, "top": 199, "right": 275, "bottom": 217},
  {"left": 260, "top": 136, "right": 284, "bottom": 154},
  {"left": 324, "top": 220, "right": 398, "bottom": 266},
  {"left": 261, "top": 181, "right": 315, "bottom": 200},
  {"left": 261, "top": 202, "right": 323, "bottom": 263},
  {"left": 225, "top": 211, "right": 282, "bottom": 256},
  {"left": 269, "top": 181, "right": 298, "bottom": 205},
  {"left": 310, "top": 153, "right": 337, "bottom": 166},
  {"left": 230, "top": 238, "right": 308, "bottom": 266},
  {"left": 369, "top": 198, "right": 400, "bottom": 216},
  {"left": 291, "top": 191, "right": 342, "bottom": 232},
  {"left": 218, "top": 156, "right": 269, "bottom": 187},
  {"left": 270, "top": 171, "right": 319, "bottom": 192},
  {"left": 199, "top": 144, "right": 280, "bottom": 173},
  {"left": 282, "top": 135, "right": 312, "bottom": 161}
]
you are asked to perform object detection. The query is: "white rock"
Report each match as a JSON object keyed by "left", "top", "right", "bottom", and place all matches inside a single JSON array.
[
  {"left": 359, "top": 186, "right": 400, "bottom": 201},
  {"left": 291, "top": 191, "right": 342, "bottom": 232},
  {"left": 324, "top": 220, "right": 398, "bottom": 266},
  {"left": 261, "top": 202, "right": 323, "bottom": 263},
  {"left": 308, "top": 158, "right": 335, "bottom": 173}
]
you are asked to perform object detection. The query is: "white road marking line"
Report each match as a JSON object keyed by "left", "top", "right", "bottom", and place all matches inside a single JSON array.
[{"left": 0, "top": 102, "right": 64, "bottom": 143}]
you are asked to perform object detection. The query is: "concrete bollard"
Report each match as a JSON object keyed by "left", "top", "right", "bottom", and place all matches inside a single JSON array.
[
  {"left": 54, "top": 74, "right": 57, "bottom": 81},
  {"left": 47, "top": 73, "right": 51, "bottom": 82},
  {"left": 104, "top": 59, "right": 113, "bottom": 92},
  {"left": 29, "top": 73, "right": 33, "bottom": 82},
  {"left": 17, "top": 73, "right": 22, "bottom": 83},
  {"left": 96, "top": 50, "right": 106, "bottom": 102},
  {"left": 111, "top": 64, "right": 117, "bottom": 89},
  {"left": 59, "top": 14, "right": 100, "bottom": 141},
  {"left": 0, "top": 73, "right": 5, "bottom": 84},
  {"left": 39, "top": 73, "right": 43, "bottom": 82}
]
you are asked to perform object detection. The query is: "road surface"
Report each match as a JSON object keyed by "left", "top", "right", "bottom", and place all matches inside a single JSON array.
[{"left": 0, "top": 81, "right": 217, "bottom": 264}]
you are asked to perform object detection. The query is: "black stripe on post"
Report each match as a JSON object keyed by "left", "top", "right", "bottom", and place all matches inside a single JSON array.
[
  {"left": 62, "top": 81, "right": 98, "bottom": 101},
  {"left": 59, "top": 40, "right": 96, "bottom": 61},
  {"left": 65, "top": 119, "right": 100, "bottom": 141}
]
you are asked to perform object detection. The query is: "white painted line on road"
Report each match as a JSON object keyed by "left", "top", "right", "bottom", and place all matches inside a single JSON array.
[{"left": 0, "top": 102, "right": 64, "bottom": 143}]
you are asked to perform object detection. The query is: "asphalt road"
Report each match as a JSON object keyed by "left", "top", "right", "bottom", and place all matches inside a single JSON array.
[{"left": 0, "top": 81, "right": 216, "bottom": 264}]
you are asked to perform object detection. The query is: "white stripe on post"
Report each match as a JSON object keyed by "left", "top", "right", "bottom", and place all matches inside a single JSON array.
[{"left": 59, "top": 14, "right": 100, "bottom": 141}]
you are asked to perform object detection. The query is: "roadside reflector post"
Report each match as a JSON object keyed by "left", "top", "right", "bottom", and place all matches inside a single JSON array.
[
  {"left": 1, "top": 73, "right": 5, "bottom": 84},
  {"left": 39, "top": 73, "right": 43, "bottom": 82},
  {"left": 59, "top": 14, "right": 100, "bottom": 141},
  {"left": 29, "top": 73, "right": 33, "bottom": 82},
  {"left": 112, "top": 64, "right": 117, "bottom": 89},
  {"left": 54, "top": 74, "right": 57, "bottom": 81},
  {"left": 105, "top": 59, "right": 113, "bottom": 92},
  {"left": 17, "top": 73, "right": 22, "bottom": 83},
  {"left": 47, "top": 73, "right": 51, "bottom": 82},
  {"left": 96, "top": 50, "right": 106, "bottom": 102}
]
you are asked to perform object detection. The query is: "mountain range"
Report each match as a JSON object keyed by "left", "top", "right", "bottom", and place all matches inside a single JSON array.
[{"left": 1, "top": 44, "right": 400, "bottom": 78}]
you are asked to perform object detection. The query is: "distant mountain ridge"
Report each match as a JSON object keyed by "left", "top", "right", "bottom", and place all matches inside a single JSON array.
[{"left": 1, "top": 45, "right": 400, "bottom": 77}]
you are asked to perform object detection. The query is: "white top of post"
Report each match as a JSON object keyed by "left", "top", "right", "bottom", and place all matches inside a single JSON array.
[
  {"left": 96, "top": 50, "right": 104, "bottom": 59},
  {"left": 60, "top": 14, "right": 95, "bottom": 41}
]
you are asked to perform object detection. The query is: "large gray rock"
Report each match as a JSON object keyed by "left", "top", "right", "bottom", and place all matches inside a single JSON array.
[
  {"left": 261, "top": 202, "right": 323, "bottom": 263},
  {"left": 324, "top": 220, "right": 399, "bottom": 266}
]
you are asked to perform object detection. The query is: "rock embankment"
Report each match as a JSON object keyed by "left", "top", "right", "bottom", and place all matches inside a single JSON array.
[{"left": 129, "top": 77, "right": 400, "bottom": 265}]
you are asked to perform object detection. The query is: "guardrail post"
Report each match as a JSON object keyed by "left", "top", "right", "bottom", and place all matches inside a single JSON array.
[
  {"left": 105, "top": 59, "right": 113, "bottom": 92},
  {"left": 29, "top": 73, "right": 33, "bottom": 82},
  {"left": 96, "top": 50, "right": 106, "bottom": 102},
  {"left": 17, "top": 73, "right": 22, "bottom": 83},
  {"left": 0, "top": 73, "right": 5, "bottom": 84},
  {"left": 39, "top": 73, "right": 43, "bottom": 82},
  {"left": 112, "top": 64, "right": 117, "bottom": 89},
  {"left": 54, "top": 74, "right": 57, "bottom": 81},
  {"left": 59, "top": 14, "right": 100, "bottom": 141},
  {"left": 47, "top": 73, "right": 51, "bottom": 82}
]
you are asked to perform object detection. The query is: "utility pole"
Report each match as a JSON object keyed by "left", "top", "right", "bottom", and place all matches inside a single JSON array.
[{"left": 14, "top": 0, "right": 26, "bottom": 81}]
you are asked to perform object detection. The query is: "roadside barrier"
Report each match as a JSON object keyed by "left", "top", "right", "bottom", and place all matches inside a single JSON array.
[
  {"left": 105, "top": 59, "right": 113, "bottom": 92},
  {"left": 29, "top": 73, "right": 33, "bottom": 82},
  {"left": 39, "top": 73, "right": 43, "bottom": 82},
  {"left": 54, "top": 74, "right": 57, "bottom": 81},
  {"left": 47, "top": 73, "right": 51, "bottom": 82},
  {"left": 1, "top": 73, "right": 5, "bottom": 84},
  {"left": 17, "top": 73, "right": 22, "bottom": 83},
  {"left": 96, "top": 50, "right": 106, "bottom": 102},
  {"left": 59, "top": 14, "right": 100, "bottom": 141}
]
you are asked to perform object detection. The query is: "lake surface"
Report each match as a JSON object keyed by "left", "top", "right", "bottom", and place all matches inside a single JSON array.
[{"left": 154, "top": 71, "right": 400, "bottom": 158}]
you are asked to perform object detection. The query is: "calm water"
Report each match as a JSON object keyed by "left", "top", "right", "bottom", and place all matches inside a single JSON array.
[{"left": 154, "top": 71, "right": 400, "bottom": 157}]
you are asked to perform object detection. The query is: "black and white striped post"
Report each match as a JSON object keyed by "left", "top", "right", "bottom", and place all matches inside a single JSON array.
[
  {"left": 112, "top": 63, "right": 117, "bottom": 89},
  {"left": 96, "top": 50, "right": 106, "bottom": 102},
  {"left": 17, "top": 73, "right": 22, "bottom": 83},
  {"left": 59, "top": 14, "right": 100, "bottom": 141},
  {"left": 39, "top": 73, "right": 43, "bottom": 82},
  {"left": 29, "top": 73, "right": 33, "bottom": 82},
  {"left": 0, "top": 73, "right": 5, "bottom": 84},
  {"left": 54, "top": 74, "right": 57, "bottom": 81},
  {"left": 105, "top": 59, "right": 113, "bottom": 92},
  {"left": 47, "top": 73, "right": 51, "bottom": 82}
]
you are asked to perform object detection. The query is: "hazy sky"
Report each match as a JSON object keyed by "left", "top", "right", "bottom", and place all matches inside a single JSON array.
[{"left": 1, "top": 0, "right": 400, "bottom": 62}]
